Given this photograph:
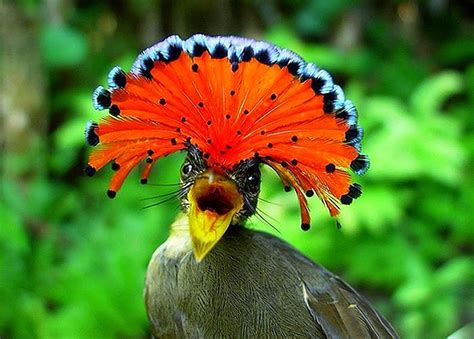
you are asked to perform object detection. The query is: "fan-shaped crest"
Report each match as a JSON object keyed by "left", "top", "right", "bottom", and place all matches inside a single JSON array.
[{"left": 85, "top": 34, "right": 369, "bottom": 227}]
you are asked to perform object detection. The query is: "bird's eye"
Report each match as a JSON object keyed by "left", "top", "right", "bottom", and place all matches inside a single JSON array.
[
  {"left": 247, "top": 174, "right": 260, "bottom": 189},
  {"left": 181, "top": 163, "right": 193, "bottom": 176}
]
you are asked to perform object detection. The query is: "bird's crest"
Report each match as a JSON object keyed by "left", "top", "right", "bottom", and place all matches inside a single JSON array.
[{"left": 85, "top": 34, "right": 369, "bottom": 228}]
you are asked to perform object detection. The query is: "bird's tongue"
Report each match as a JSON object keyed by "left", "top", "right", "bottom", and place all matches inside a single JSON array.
[{"left": 187, "top": 173, "right": 243, "bottom": 262}]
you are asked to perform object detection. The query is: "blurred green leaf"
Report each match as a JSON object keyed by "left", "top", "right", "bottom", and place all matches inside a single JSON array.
[
  {"left": 40, "top": 24, "right": 88, "bottom": 68},
  {"left": 410, "top": 71, "right": 463, "bottom": 118}
]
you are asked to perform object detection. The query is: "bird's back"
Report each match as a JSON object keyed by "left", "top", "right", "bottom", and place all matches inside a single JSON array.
[{"left": 145, "top": 219, "right": 398, "bottom": 338}]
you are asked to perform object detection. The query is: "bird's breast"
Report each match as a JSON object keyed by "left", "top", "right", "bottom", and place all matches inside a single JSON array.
[{"left": 145, "top": 221, "right": 320, "bottom": 338}]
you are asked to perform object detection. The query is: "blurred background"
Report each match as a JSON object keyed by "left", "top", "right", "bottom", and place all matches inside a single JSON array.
[{"left": 1, "top": 0, "right": 473, "bottom": 338}]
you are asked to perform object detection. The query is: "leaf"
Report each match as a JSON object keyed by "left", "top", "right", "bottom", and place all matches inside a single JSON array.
[{"left": 410, "top": 71, "right": 463, "bottom": 117}]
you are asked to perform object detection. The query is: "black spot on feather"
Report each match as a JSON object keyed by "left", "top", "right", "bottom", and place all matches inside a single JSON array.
[
  {"left": 109, "top": 104, "right": 120, "bottom": 116},
  {"left": 140, "top": 57, "right": 154, "bottom": 79},
  {"left": 350, "top": 155, "right": 370, "bottom": 175},
  {"left": 311, "top": 77, "right": 326, "bottom": 94},
  {"left": 286, "top": 61, "right": 301, "bottom": 76},
  {"left": 93, "top": 87, "right": 111, "bottom": 110},
  {"left": 340, "top": 195, "right": 352, "bottom": 205},
  {"left": 255, "top": 49, "right": 271, "bottom": 65},
  {"left": 85, "top": 121, "right": 99, "bottom": 146},
  {"left": 166, "top": 44, "right": 182, "bottom": 62},
  {"left": 323, "top": 91, "right": 337, "bottom": 113},
  {"left": 211, "top": 43, "right": 227, "bottom": 59},
  {"left": 241, "top": 46, "right": 254, "bottom": 62},
  {"left": 325, "top": 163, "right": 336, "bottom": 173},
  {"left": 191, "top": 42, "right": 206, "bottom": 57},
  {"left": 301, "top": 223, "right": 310, "bottom": 231},
  {"left": 231, "top": 62, "right": 238, "bottom": 73},
  {"left": 348, "top": 183, "right": 362, "bottom": 199},
  {"left": 344, "top": 126, "right": 360, "bottom": 143},
  {"left": 110, "top": 68, "right": 126, "bottom": 88},
  {"left": 84, "top": 165, "right": 96, "bottom": 177}
]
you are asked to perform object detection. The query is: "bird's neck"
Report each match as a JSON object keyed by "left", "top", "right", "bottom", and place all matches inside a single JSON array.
[
  {"left": 162, "top": 213, "right": 245, "bottom": 261},
  {"left": 160, "top": 213, "right": 193, "bottom": 260}
]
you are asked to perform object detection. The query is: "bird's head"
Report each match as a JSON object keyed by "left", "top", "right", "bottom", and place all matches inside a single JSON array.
[
  {"left": 84, "top": 35, "right": 369, "bottom": 262},
  {"left": 178, "top": 145, "right": 260, "bottom": 260}
]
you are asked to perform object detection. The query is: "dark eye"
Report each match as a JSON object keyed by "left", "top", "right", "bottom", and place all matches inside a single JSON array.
[
  {"left": 181, "top": 163, "right": 193, "bottom": 177},
  {"left": 247, "top": 173, "right": 260, "bottom": 189}
]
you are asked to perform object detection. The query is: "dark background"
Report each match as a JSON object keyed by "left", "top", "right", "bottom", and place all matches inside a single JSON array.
[{"left": 1, "top": 0, "right": 473, "bottom": 338}]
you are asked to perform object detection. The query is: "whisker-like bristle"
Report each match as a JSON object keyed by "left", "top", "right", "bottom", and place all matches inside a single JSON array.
[
  {"left": 140, "top": 190, "right": 183, "bottom": 201},
  {"left": 256, "top": 206, "right": 280, "bottom": 224},
  {"left": 144, "top": 182, "right": 181, "bottom": 187},
  {"left": 257, "top": 197, "right": 281, "bottom": 206},
  {"left": 254, "top": 209, "right": 281, "bottom": 234},
  {"left": 142, "top": 195, "right": 181, "bottom": 209}
]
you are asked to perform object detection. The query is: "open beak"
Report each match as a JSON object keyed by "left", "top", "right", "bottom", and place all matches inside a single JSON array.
[{"left": 187, "top": 169, "right": 244, "bottom": 262}]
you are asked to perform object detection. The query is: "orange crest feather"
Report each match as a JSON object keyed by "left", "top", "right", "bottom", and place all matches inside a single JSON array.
[{"left": 85, "top": 35, "right": 369, "bottom": 227}]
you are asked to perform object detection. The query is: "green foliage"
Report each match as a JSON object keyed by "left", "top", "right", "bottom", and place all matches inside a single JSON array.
[
  {"left": 2, "top": 1, "right": 473, "bottom": 338},
  {"left": 40, "top": 25, "right": 88, "bottom": 68}
]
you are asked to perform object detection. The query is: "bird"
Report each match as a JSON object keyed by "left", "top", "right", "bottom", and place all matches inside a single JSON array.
[{"left": 84, "top": 34, "right": 399, "bottom": 338}]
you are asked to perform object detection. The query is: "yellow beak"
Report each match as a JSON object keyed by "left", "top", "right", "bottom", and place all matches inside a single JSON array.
[{"left": 187, "top": 170, "right": 244, "bottom": 262}]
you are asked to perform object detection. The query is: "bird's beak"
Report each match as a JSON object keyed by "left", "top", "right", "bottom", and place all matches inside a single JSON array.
[{"left": 187, "top": 170, "right": 244, "bottom": 262}]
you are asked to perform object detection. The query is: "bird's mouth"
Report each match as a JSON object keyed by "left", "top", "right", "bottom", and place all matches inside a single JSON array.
[
  {"left": 187, "top": 170, "right": 244, "bottom": 262},
  {"left": 197, "top": 187, "right": 234, "bottom": 215}
]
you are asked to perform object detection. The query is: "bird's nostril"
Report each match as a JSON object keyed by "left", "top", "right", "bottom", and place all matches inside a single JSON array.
[{"left": 197, "top": 190, "right": 233, "bottom": 215}]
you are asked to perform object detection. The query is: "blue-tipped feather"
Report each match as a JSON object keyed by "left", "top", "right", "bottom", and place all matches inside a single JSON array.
[
  {"left": 344, "top": 125, "right": 364, "bottom": 151},
  {"left": 336, "top": 100, "right": 358, "bottom": 125},
  {"left": 350, "top": 155, "right": 370, "bottom": 175},
  {"left": 347, "top": 183, "right": 362, "bottom": 199},
  {"left": 303, "top": 66, "right": 334, "bottom": 95},
  {"left": 92, "top": 86, "right": 111, "bottom": 110},
  {"left": 330, "top": 85, "right": 345, "bottom": 111},
  {"left": 84, "top": 121, "right": 99, "bottom": 146},
  {"left": 275, "top": 48, "right": 304, "bottom": 75},
  {"left": 184, "top": 34, "right": 208, "bottom": 57},
  {"left": 161, "top": 35, "right": 183, "bottom": 62},
  {"left": 107, "top": 66, "right": 127, "bottom": 89}
]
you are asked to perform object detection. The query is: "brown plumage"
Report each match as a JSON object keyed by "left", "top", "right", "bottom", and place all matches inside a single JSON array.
[{"left": 145, "top": 215, "right": 398, "bottom": 338}]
